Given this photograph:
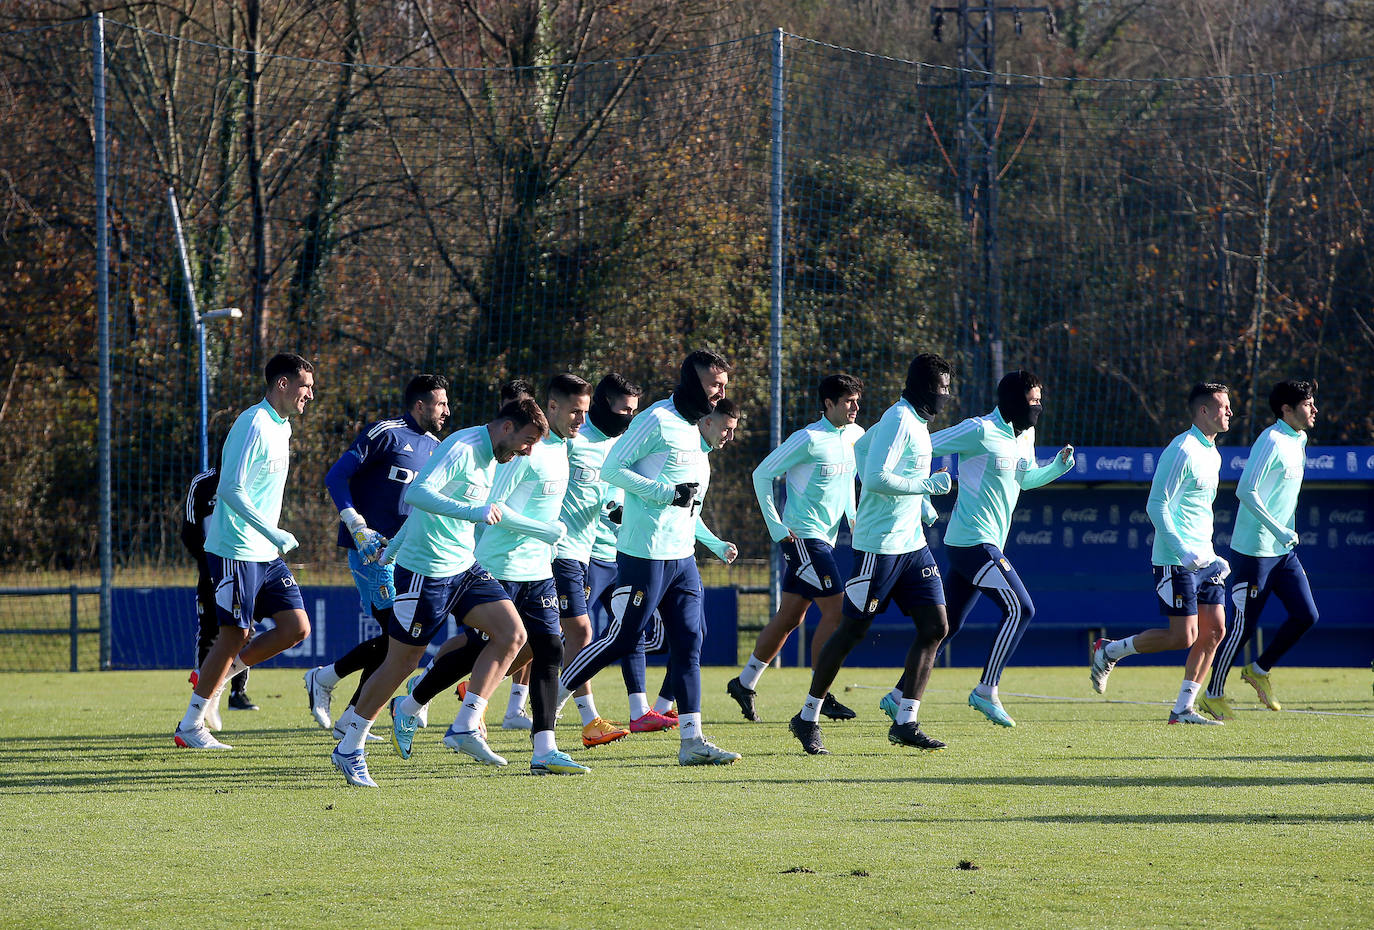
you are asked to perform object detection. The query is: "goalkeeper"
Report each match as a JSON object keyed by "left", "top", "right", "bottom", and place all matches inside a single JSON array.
[{"left": 302, "top": 375, "right": 449, "bottom": 733}]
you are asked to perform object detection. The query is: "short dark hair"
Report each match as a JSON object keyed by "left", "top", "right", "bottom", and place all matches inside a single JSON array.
[
  {"left": 818, "top": 373, "right": 863, "bottom": 409},
  {"left": 546, "top": 373, "right": 592, "bottom": 402},
  {"left": 1188, "top": 381, "right": 1230, "bottom": 412},
  {"left": 264, "top": 353, "right": 312, "bottom": 386},
  {"left": 496, "top": 396, "right": 548, "bottom": 436},
  {"left": 594, "top": 372, "right": 642, "bottom": 404},
  {"left": 685, "top": 349, "right": 731, "bottom": 374},
  {"left": 908, "top": 353, "right": 951, "bottom": 389},
  {"left": 998, "top": 369, "right": 1042, "bottom": 396},
  {"left": 404, "top": 374, "right": 448, "bottom": 409},
  {"left": 500, "top": 379, "right": 534, "bottom": 405},
  {"left": 712, "top": 396, "right": 741, "bottom": 420},
  {"left": 1269, "top": 379, "right": 1315, "bottom": 418}
]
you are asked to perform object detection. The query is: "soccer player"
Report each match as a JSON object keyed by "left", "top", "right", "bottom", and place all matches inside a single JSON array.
[
  {"left": 180, "top": 466, "right": 253, "bottom": 729},
  {"left": 890, "top": 369, "right": 1074, "bottom": 729},
  {"left": 551, "top": 373, "right": 662, "bottom": 739},
  {"left": 302, "top": 375, "right": 449, "bottom": 732},
  {"left": 729, "top": 374, "right": 864, "bottom": 722},
  {"left": 329, "top": 398, "right": 550, "bottom": 786},
  {"left": 558, "top": 349, "right": 741, "bottom": 765},
  {"left": 1200, "top": 379, "right": 1320, "bottom": 719},
  {"left": 1090, "top": 382, "right": 1233, "bottom": 725},
  {"left": 172, "top": 353, "right": 315, "bottom": 749},
  {"left": 788, "top": 353, "right": 954, "bottom": 755}
]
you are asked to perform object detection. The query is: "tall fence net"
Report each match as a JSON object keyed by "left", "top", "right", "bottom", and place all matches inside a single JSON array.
[{"left": 2, "top": 17, "right": 1371, "bottom": 669}]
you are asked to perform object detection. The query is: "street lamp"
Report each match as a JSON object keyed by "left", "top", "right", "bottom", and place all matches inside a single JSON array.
[{"left": 167, "top": 187, "right": 243, "bottom": 471}]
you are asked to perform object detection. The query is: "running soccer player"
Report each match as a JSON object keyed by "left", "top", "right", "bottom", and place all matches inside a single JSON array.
[
  {"left": 329, "top": 398, "right": 550, "bottom": 786},
  {"left": 1090, "top": 382, "right": 1233, "bottom": 725},
  {"left": 1200, "top": 379, "right": 1320, "bottom": 719},
  {"left": 788, "top": 353, "right": 954, "bottom": 755},
  {"left": 559, "top": 349, "right": 741, "bottom": 765},
  {"left": 728, "top": 374, "right": 864, "bottom": 723},
  {"left": 887, "top": 369, "right": 1074, "bottom": 729},
  {"left": 302, "top": 375, "right": 449, "bottom": 733},
  {"left": 172, "top": 353, "right": 315, "bottom": 749},
  {"left": 180, "top": 466, "right": 253, "bottom": 730}
]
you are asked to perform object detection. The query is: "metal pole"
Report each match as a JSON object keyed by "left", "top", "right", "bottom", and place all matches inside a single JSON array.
[
  {"left": 167, "top": 188, "right": 209, "bottom": 471},
  {"left": 69, "top": 584, "right": 80, "bottom": 672},
  {"left": 769, "top": 29, "right": 788, "bottom": 663},
  {"left": 93, "top": 12, "right": 112, "bottom": 671}
]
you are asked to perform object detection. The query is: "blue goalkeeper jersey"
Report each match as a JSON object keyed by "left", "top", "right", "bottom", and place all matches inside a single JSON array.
[
  {"left": 205, "top": 399, "right": 293, "bottom": 562},
  {"left": 324, "top": 413, "right": 440, "bottom": 549},
  {"left": 1149, "top": 425, "right": 1222, "bottom": 566},
  {"left": 932, "top": 409, "right": 1073, "bottom": 549},
  {"left": 752, "top": 418, "right": 863, "bottom": 545},
  {"left": 1232, "top": 419, "right": 1307, "bottom": 557}
]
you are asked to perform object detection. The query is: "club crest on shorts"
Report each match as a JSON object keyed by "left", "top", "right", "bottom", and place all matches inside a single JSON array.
[
  {"left": 1249, "top": 585, "right": 1258, "bottom": 599},
  {"left": 999, "top": 558, "right": 1010, "bottom": 571},
  {"left": 410, "top": 621, "right": 423, "bottom": 638},
  {"left": 582, "top": 585, "right": 591, "bottom": 600},
  {"left": 633, "top": 590, "right": 645, "bottom": 607},
  {"left": 559, "top": 595, "right": 569, "bottom": 611},
  {"left": 1174, "top": 595, "right": 1184, "bottom": 609},
  {"left": 821, "top": 575, "right": 832, "bottom": 589},
  {"left": 868, "top": 598, "right": 880, "bottom": 614}
]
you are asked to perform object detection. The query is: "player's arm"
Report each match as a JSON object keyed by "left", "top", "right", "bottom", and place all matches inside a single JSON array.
[
  {"left": 179, "top": 472, "right": 211, "bottom": 557},
  {"left": 1146, "top": 445, "right": 1199, "bottom": 566},
  {"left": 694, "top": 515, "right": 736, "bottom": 563},
  {"left": 326, "top": 432, "right": 386, "bottom": 561},
  {"left": 844, "top": 425, "right": 864, "bottom": 530},
  {"left": 751, "top": 430, "right": 810, "bottom": 542},
  {"left": 485, "top": 459, "right": 566, "bottom": 545},
  {"left": 602, "top": 414, "right": 677, "bottom": 506},
  {"left": 216, "top": 425, "right": 297, "bottom": 553},
  {"left": 1235, "top": 433, "right": 1298, "bottom": 547},
  {"left": 920, "top": 496, "right": 939, "bottom": 526},
  {"left": 404, "top": 440, "right": 499, "bottom": 524},
  {"left": 1018, "top": 432, "right": 1075, "bottom": 489},
  {"left": 929, "top": 417, "right": 983, "bottom": 457},
  {"left": 862, "top": 413, "right": 950, "bottom": 497}
]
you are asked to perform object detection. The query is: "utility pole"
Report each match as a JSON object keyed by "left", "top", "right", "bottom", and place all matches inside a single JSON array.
[{"left": 930, "top": 2, "right": 1055, "bottom": 407}]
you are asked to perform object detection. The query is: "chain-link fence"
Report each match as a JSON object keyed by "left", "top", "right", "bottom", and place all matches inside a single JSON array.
[{"left": 2, "top": 16, "right": 1372, "bottom": 668}]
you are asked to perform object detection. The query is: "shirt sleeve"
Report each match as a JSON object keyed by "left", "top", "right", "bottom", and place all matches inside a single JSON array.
[
  {"left": 694, "top": 515, "right": 730, "bottom": 561},
  {"left": 751, "top": 429, "right": 811, "bottom": 542},
  {"left": 486, "top": 459, "right": 563, "bottom": 544},
  {"left": 1235, "top": 432, "right": 1291, "bottom": 540},
  {"left": 404, "top": 440, "right": 492, "bottom": 523},
  {"left": 862, "top": 412, "right": 943, "bottom": 496},
  {"left": 1147, "top": 444, "right": 1190, "bottom": 559},
  {"left": 602, "top": 412, "right": 676, "bottom": 505},
  {"left": 1017, "top": 433, "right": 1073, "bottom": 490},
  {"left": 930, "top": 418, "right": 983, "bottom": 456},
  {"left": 324, "top": 431, "right": 373, "bottom": 515}
]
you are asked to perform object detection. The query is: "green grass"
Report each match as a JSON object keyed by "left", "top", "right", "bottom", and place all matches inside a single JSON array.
[{"left": 2, "top": 666, "right": 1371, "bottom": 929}]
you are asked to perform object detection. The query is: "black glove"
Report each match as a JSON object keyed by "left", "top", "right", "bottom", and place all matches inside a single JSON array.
[
  {"left": 606, "top": 504, "right": 623, "bottom": 526},
  {"left": 671, "top": 482, "right": 699, "bottom": 508}
]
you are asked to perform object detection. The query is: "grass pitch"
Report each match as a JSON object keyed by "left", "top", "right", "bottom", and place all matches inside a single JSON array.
[{"left": 1, "top": 666, "right": 1370, "bottom": 929}]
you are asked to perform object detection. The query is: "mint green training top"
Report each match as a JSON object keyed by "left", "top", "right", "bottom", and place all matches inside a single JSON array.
[
  {"left": 851, "top": 399, "right": 948, "bottom": 556},
  {"left": 752, "top": 417, "right": 863, "bottom": 545},
  {"left": 601, "top": 397, "right": 711, "bottom": 561},
  {"left": 1149, "top": 425, "right": 1222, "bottom": 567},
  {"left": 932, "top": 408, "right": 1074, "bottom": 549},
  {"left": 205, "top": 399, "right": 294, "bottom": 561},
  {"left": 392, "top": 425, "right": 498, "bottom": 578},
  {"left": 557, "top": 421, "right": 617, "bottom": 564},
  {"left": 474, "top": 433, "right": 570, "bottom": 582},
  {"left": 1232, "top": 419, "right": 1307, "bottom": 558}
]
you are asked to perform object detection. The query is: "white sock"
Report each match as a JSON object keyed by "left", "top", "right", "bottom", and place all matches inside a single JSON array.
[
  {"left": 532, "top": 730, "right": 556, "bottom": 755},
  {"left": 888, "top": 686, "right": 903, "bottom": 703},
  {"left": 574, "top": 695, "right": 599, "bottom": 726},
  {"left": 315, "top": 664, "right": 343, "bottom": 689},
  {"left": 506, "top": 683, "right": 529, "bottom": 717},
  {"left": 738, "top": 654, "right": 769, "bottom": 690},
  {"left": 555, "top": 685, "right": 573, "bottom": 713},
  {"left": 179, "top": 694, "right": 208, "bottom": 731},
  {"left": 1252, "top": 661, "right": 1271, "bottom": 675},
  {"left": 800, "top": 694, "right": 824, "bottom": 723},
  {"left": 397, "top": 695, "right": 423, "bottom": 718},
  {"left": 337, "top": 708, "right": 373, "bottom": 754},
  {"left": 228, "top": 655, "right": 249, "bottom": 678},
  {"left": 973, "top": 683, "right": 997, "bottom": 701},
  {"left": 453, "top": 691, "right": 489, "bottom": 733},
  {"left": 678, "top": 712, "right": 702, "bottom": 740},
  {"left": 1105, "top": 636, "right": 1139, "bottom": 661},
  {"left": 897, "top": 698, "right": 919, "bottom": 725},
  {"left": 628, "top": 692, "right": 650, "bottom": 719},
  {"left": 652, "top": 695, "right": 674, "bottom": 714},
  {"left": 1174, "top": 680, "right": 1201, "bottom": 714}
]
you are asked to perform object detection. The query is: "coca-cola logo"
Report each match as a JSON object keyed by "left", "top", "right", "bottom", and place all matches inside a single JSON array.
[
  {"left": 1345, "top": 531, "right": 1374, "bottom": 546},
  {"left": 1129, "top": 511, "right": 1152, "bottom": 524},
  {"left": 1062, "top": 508, "right": 1098, "bottom": 522},
  {"left": 1015, "top": 530, "right": 1053, "bottom": 545},
  {"left": 1307, "top": 454, "right": 1335, "bottom": 470},
  {"left": 1329, "top": 510, "right": 1367, "bottom": 524},
  {"left": 1081, "top": 530, "right": 1119, "bottom": 545},
  {"left": 1011, "top": 509, "right": 1032, "bottom": 523},
  {"left": 1366, "top": 454, "right": 1374, "bottom": 470},
  {"left": 1229, "top": 456, "right": 1248, "bottom": 470},
  {"left": 1300, "top": 532, "right": 1319, "bottom": 545},
  {"left": 1095, "top": 456, "right": 1133, "bottom": 471}
]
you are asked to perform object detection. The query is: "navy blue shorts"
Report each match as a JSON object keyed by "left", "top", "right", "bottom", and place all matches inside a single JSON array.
[
  {"left": 843, "top": 548, "right": 945, "bottom": 620},
  {"left": 1153, "top": 562, "right": 1227, "bottom": 617},
  {"left": 501, "top": 578, "right": 561, "bottom": 637},
  {"left": 389, "top": 562, "right": 509, "bottom": 647},
  {"left": 552, "top": 558, "right": 591, "bottom": 619},
  {"left": 780, "top": 538, "right": 842, "bottom": 600},
  {"left": 1228, "top": 551, "right": 1318, "bottom": 625},
  {"left": 207, "top": 554, "right": 305, "bottom": 630}
]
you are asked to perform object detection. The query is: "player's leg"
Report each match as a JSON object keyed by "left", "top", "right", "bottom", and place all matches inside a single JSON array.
[
  {"left": 1092, "top": 565, "right": 1202, "bottom": 694},
  {"left": 658, "top": 558, "right": 738, "bottom": 765},
  {"left": 560, "top": 554, "right": 666, "bottom": 694},
  {"left": 514, "top": 580, "right": 589, "bottom": 773},
  {"left": 503, "top": 662, "right": 533, "bottom": 729},
  {"left": 885, "top": 548, "right": 950, "bottom": 748},
  {"left": 883, "top": 561, "right": 979, "bottom": 720},
  {"left": 1201, "top": 555, "right": 1264, "bottom": 719},
  {"left": 191, "top": 572, "right": 226, "bottom": 731},
  {"left": 963, "top": 545, "right": 1034, "bottom": 727},
  {"left": 175, "top": 556, "right": 258, "bottom": 748},
  {"left": 1174, "top": 564, "right": 1228, "bottom": 723},
  {"left": 1244, "top": 553, "right": 1318, "bottom": 710},
  {"left": 443, "top": 595, "right": 527, "bottom": 764}
]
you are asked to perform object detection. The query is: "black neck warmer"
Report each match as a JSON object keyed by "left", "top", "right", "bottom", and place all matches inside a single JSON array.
[
  {"left": 997, "top": 371, "right": 1042, "bottom": 434},
  {"left": 589, "top": 392, "right": 634, "bottom": 438},
  {"left": 672, "top": 358, "right": 715, "bottom": 422}
]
